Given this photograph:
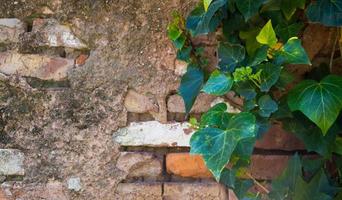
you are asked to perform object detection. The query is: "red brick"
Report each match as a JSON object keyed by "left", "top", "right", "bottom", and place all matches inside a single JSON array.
[
  {"left": 75, "top": 54, "right": 88, "bottom": 66},
  {"left": 166, "top": 153, "right": 291, "bottom": 180},
  {"left": 255, "top": 124, "right": 305, "bottom": 151}
]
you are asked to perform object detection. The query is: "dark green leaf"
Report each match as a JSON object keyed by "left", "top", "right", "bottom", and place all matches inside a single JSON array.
[
  {"left": 258, "top": 95, "right": 278, "bottom": 117},
  {"left": 186, "top": 0, "right": 227, "bottom": 36},
  {"left": 258, "top": 63, "right": 282, "bottom": 92},
  {"left": 234, "top": 179, "right": 254, "bottom": 199},
  {"left": 287, "top": 75, "right": 342, "bottom": 134},
  {"left": 179, "top": 65, "right": 204, "bottom": 113},
  {"left": 235, "top": 81, "right": 257, "bottom": 100},
  {"left": 200, "top": 103, "right": 230, "bottom": 129},
  {"left": 202, "top": 70, "right": 233, "bottom": 95},
  {"left": 177, "top": 46, "right": 192, "bottom": 62},
  {"left": 275, "top": 22, "right": 303, "bottom": 42},
  {"left": 243, "top": 99, "right": 256, "bottom": 111},
  {"left": 282, "top": 113, "right": 339, "bottom": 157},
  {"left": 274, "top": 37, "right": 311, "bottom": 65},
  {"left": 172, "top": 34, "right": 186, "bottom": 49},
  {"left": 220, "top": 168, "right": 236, "bottom": 188},
  {"left": 275, "top": 69, "right": 294, "bottom": 90},
  {"left": 218, "top": 42, "right": 246, "bottom": 72},
  {"left": 269, "top": 154, "right": 302, "bottom": 200},
  {"left": 306, "top": 0, "right": 342, "bottom": 27},
  {"left": 236, "top": 0, "right": 266, "bottom": 21},
  {"left": 239, "top": 28, "right": 262, "bottom": 56},
  {"left": 256, "top": 20, "right": 278, "bottom": 47},
  {"left": 247, "top": 45, "right": 269, "bottom": 66},
  {"left": 255, "top": 116, "right": 271, "bottom": 138},
  {"left": 281, "top": 0, "right": 305, "bottom": 20},
  {"left": 272, "top": 97, "right": 293, "bottom": 119},
  {"left": 190, "top": 112, "right": 256, "bottom": 180}
]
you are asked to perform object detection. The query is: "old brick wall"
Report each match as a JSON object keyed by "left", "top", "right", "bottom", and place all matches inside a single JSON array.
[{"left": 0, "top": 1, "right": 340, "bottom": 200}]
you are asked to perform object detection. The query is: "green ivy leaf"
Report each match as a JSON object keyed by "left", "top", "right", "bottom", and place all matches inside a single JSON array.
[
  {"left": 275, "top": 22, "right": 303, "bottom": 42},
  {"left": 179, "top": 65, "right": 204, "bottom": 113},
  {"left": 269, "top": 154, "right": 302, "bottom": 200},
  {"left": 190, "top": 112, "right": 256, "bottom": 180},
  {"left": 258, "top": 63, "right": 282, "bottom": 92},
  {"left": 258, "top": 95, "right": 278, "bottom": 117},
  {"left": 275, "top": 69, "right": 294, "bottom": 90},
  {"left": 203, "top": 0, "right": 213, "bottom": 11},
  {"left": 239, "top": 28, "right": 262, "bottom": 56},
  {"left": 256, "top": 20, "right": 278, "bottom": 47},
  {"left": 172, "top": 34, "right": 186, "bottom": 49},
  {"left": 247, "top": 45, "right": 269, "bottom": 66},
  {"left": 283, "top": 113, "right": 339, "bottom": 157},
  {"left": 274, "top": 37, "right": 311, "bottom": 65},
  {"left": 200, "top": 103, "right": 230, "bottom": 129},
  {"left": 287, "top": 75, "right": 342, "bottom": 134},
  {"left": 235, "top": 81, "right": 257, "bottom": 100},
  {"left": 177, "top": 46, "right": 192, "bottom": 62},
  {"left": 218, "top": 42, "right": 246, "bottom": 72},
  {"left": 202, "top": 70, "right": 233, "bottom": 95},
  {"left": 236, "top": 0, "right": 266, "bottom": 21},
  {"left": 306, "top": 0, "right": 342, "bottom": 27},
  {"left": 280, "top": 0, "right": 305, "bottom": 21},
  {"left": 186, "top": 0, "right": 227, "bottom": 36}
]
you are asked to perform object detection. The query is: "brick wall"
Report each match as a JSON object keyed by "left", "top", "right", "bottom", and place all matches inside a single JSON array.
[{"left": 0, "top": 1, "right": 339, "bottom": 200}]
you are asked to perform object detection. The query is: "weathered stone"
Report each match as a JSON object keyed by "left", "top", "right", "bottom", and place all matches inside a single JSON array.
[
  {"left": 116, "top": 152, "right": 162, "bottom": 179},
  {"left": 31, "top": 18, "right": 87, "bottom": 49},
  {"left": 0, "top": 18, "right": 25, "bottom": 43},
  {"left": 165, "top": 153, "right": 290, "bottom": 180},
  {"left": 0, "top": 52, "right": 74, "bottom": 80},
  {"left": 255, "top": 124, "right": 305, "bottom": 151},
  {"left": 163, "top": 182, "right": 228, "bottom": 200},
  {"left": 67, "top": 177, "right": 82, "bottom": 192},
  {"left": 0, "top": 149, "right": 24, "bottom": 176},
  {"left": 124, "top": 90, "right": 158, "bottom": 113},
  {"left": 113, "top": 121, "right": 194, "bottom": 147},
  {"left": 1, "top": 181, "right": 68, "bottom": 200},
  {"left": 167, "top": 93, "right": 216, "bottom": 113},
  {"left": 166, "top": 153, "right": 212, "bottom": 178},
  {"left": 174, "top": 60, "right": 187, "bottom": 76},
  {"left": 115, "top": 183, "right": 162, "bottom": 200}
]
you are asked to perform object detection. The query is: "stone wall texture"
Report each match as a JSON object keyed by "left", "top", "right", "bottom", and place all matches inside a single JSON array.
[{"left": 0, "top": 1, "right": 339, "bottom": 200}]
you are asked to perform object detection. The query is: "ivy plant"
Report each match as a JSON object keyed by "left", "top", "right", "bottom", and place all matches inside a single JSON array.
[{"left": 168, "top": 0, "right": 342, "bottom": 199}]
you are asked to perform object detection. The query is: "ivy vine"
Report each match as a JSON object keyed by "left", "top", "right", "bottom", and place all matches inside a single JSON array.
[{"left": 168, "top": 0, "right": 342, "bottom": 199}]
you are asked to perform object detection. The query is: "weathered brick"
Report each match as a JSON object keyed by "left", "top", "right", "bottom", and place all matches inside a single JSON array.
[
  {"left": 0, "top": 149, "right": 24, "bottom": 176},
  {"left": 0, "top": 52, "right": 74, "bottom": 80},
  {"left": 167, "top": 94, "right": 216, "bottom": 113},
  {"left": 0, "top": 18, "right": 25, "bottom": 44},
  {"left": 166, "top": 153, "right": 290, "bottom": 180},
  {"left": 255, "top": 124, "right": 305, "bottom": 151},
  {"left": 31, "top": 18, "right": 87, "bottom": 49},
  {"left": 113, "top": 121, "right": 194, "bottom": 147},
  {"left": 124, "top": 90, "right": 158, "bottom": 113},
  {"left": 115, "top": 183, "right": 162, "bottom": 200},
  {"left": 163, "top": 182, "right": 228, "bottom": 200},
  {"left": 166, "top": 153, "right": 211, "bottom": 178},
  {"left": 116, "top": 152, "right": 162, "bottom": 180}
]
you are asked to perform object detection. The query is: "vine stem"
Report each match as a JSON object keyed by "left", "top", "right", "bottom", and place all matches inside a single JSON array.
[
  {"left": 329, "top": 27, "right": 339, "bottom": 73},
  {"left": 245, "top": 172, "right": 270, "bottom": 194}
]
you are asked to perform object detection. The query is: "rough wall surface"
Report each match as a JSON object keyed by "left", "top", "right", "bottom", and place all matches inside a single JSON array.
[{"left": 0, "top": 1, "right": 339, "bottom": 200}]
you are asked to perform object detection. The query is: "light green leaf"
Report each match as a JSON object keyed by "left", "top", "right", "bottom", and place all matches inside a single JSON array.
[
  {"left": 179, "top": 65, "right": 204, "bottom": 113},
  {"left": 218, "top": 42, "right": 246, "bottom": 72},
  {"left": 190, "top": 112, "right": 256, "bottom": 180},
  {"left": 203, "top": 0, "right": 213, "bottom": 11},
  {"left": 236, "top": 0, "right": 266, "bottom": 21},
  {"left": 256, "top": 20, "right": 278, "bottom": 47},
  {"left": 274, "top": 37, "right": 311, "bottom": 65},
  {"left": 202, "top": 70, "right": 233, "bottom": 95},
  {"left": 258, "top": 95, "right": 278, "bottom": 117},
  {"left": 281, "top": 0, "right": 306, "bottom": 20},
  {"left": 306, "top": 0, "right": 342, "bottom": 27},
  {"left": 258, "top": 63, "right": 282, "bottom": 92},
  {"left": 288, "top": 75, "right": 342, "bottom": 134}
]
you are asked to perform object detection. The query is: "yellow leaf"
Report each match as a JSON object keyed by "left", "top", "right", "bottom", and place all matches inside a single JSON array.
[{"left": 203, "top": 0, "right": 213, "bottom": 12}]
